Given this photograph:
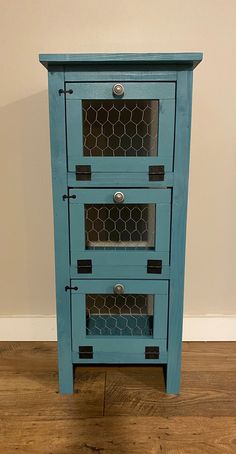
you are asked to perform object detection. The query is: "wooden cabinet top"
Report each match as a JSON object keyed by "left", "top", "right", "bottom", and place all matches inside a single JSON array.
[{"left": 39, "top": 52, "right": 203, "bottom": 69}]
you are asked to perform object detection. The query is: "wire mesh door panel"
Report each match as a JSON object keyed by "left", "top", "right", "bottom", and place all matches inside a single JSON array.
[
  {"left": 85, "top": 203, "right": 155, "bottom": 249},
  {"left": 66, "top": 82, "right": 175, "bottom": 178},
  {"left": 86, "top": 293, "right": 154, "bottom": 336},
  {"left": 82, "top": 99, "right": 158, "bottom": 157},
  {"left": 69, "top": 188, "right": 171, "bottom": 278},
  {"left": 71, "top": 280, "right": 168, "bottom": 363}
]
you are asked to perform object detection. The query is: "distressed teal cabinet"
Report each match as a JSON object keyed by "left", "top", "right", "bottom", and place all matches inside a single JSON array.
[{"left": 39, "top": 53, "right": 202, "bottom": 394}]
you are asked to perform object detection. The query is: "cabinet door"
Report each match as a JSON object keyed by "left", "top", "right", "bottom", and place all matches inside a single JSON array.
[
  {"left": 66, "top": 82, "right": 175, "bottom": 185},
  {"left": 69, "top": 188, "right": 171, "bottom": 279},
  {"left": 71, "top": 280, "right": 168, "bottom": 364}
]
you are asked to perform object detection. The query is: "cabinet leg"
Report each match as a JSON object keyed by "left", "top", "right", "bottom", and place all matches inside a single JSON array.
[
  {"left": 58, "top": 361, "right": 74, "bottom": 394},
  {"left": 164, "top": 359, "right": 181, "bottom": 394}
]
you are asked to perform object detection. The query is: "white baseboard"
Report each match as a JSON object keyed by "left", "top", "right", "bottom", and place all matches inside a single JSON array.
[
  {"left": 0, "top": 315, "right": 235, "bottom": 341},
  {"left": 182, "top": 315, "right": 236, "bottom": 341}
]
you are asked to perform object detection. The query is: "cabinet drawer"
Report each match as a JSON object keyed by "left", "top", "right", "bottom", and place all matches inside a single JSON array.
[
  {"left": 69, "top": 188, "right": 171, "bottom": 279},
  {"left": 66, "top": 81, "right": 175, "bottom": 186},
  {"left": 71, "top": 279, "right": 168, "bottom": 364}
]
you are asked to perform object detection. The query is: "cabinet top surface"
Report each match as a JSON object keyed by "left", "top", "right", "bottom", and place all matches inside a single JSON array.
[{"left": 39, "top": 52, "right": 203, "bottom": 69}]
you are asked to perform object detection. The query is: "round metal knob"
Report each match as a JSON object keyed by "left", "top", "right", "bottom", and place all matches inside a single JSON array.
[
  {"left": 113, "top": 284, "right": 125, "bottom": 294},
  {"left": 113, "top": 83, "right": 124, "bottom": 97},
  {"left": 113, "top": 191, "right": 125, "bottom": 203}
]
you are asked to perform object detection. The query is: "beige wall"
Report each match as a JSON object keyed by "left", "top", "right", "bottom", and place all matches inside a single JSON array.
[{"left": 0, "top": 0, "right": 236, "bottom": 316}]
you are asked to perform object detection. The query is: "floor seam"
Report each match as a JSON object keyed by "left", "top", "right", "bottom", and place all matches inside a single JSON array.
[{"left": 103, "top": 371, "right": 107, "bottom": 417}]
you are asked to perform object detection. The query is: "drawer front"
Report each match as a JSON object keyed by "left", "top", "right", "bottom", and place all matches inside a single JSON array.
[
  {"left": 71, "top": 279, "right": 168, "bottom": 364},
  {"left": 66, "top": 82, "right": 175, "bottom": 185},
  {"left": 69, "top": 188, "right": 171, "bottom": 279}
]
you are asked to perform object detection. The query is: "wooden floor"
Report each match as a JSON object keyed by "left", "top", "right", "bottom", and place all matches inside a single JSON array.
[{"left": 0, "top": 342, "right": 236, "bottom": 453}]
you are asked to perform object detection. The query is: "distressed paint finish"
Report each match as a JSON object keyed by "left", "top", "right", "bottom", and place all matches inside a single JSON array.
[
  {"left": 69, "top": 188, "right": 171, "bottom": 279},
  {"left": 65, "top": 81, "right": 175, "bottom": 175},
  {"left": 71, "top": 280, "right": 168, "bottom": 364},
  {"left": 39, "top": 52, "right": 203, "bottom": 69},
  {"left": 48, "top": 67, "right": 73, "bottom": 394},
  {"left": 166, "top": 69, "right": 194, "bottom": 393},
  {"left": 40, "top": 53, "right": 202, "bottom": 394}
]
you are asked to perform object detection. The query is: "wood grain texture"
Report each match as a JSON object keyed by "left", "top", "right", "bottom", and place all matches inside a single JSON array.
[
  {"left": 48, "top": 67, "right": 73, "bottom": 393},
  {"left": 2, "top": 417, "right": 236, "bottom": 454},
  {"left": 39, "top": 52, "right": 203, "bottom": 69},
  {"left": 0, "top": 342, "right": 236, "bottom": 453}
]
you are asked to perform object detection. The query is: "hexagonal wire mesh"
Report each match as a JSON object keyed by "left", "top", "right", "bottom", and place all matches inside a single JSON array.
[
  {"left": 85, "top": 203, "right": 155, "bottom": 249},
  {"left": 86, "top": 294, "right": 154, "bottom": 336},
  {"left": 82, "top": 100, "right": 159, "bottom": 156}
]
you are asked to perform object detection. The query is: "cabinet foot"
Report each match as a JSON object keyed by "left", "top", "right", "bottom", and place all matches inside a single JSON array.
[
  {"left": 164, "top": 362, "right": 181, "bottom": 395},
  {"left": 58, "top": 364, "right": 74, "bottom": 394}
]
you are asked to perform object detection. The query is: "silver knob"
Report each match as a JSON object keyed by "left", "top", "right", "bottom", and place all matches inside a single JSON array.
[
  {"left": 113, "top": 191, "right": 124, "bottom": 203},
  {"left": 113, "top": 284, "right": 124, "bottom": 294},
  {"left": 113, "top": 83, "right": 124, "bottom": 97}
]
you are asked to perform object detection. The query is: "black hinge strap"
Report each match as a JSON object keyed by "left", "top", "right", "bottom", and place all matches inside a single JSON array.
[
  {"left": 77, "top": 260, "right": 92, "bottom": 274},
  {"left": 149, "top": 165, "right": 165, "bottom": 181},
  {"left": 75, "top": 165, "right": 91, "bottom": 181},
  {"left": 58, "top": 89, "right": 73, "bottom": 96},
  {"left": 147, "top": 260, "right": 162, "bottom": 274},
  {"left": 145, "top": 346, "right": 160, "bottom": 359},
  {"left": 79, "top": 346, "right": 93, "bottom": 359}
]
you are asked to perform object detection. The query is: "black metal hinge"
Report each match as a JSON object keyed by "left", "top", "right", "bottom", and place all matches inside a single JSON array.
[
  {"left": 62, "top": 194, "right": 76, "bottom": 201},
  {"left": 58, "top": 88, "right": 73, "bottom": 96},
  {"left": 77, "top": 259, "right": 92, "bottom": 274},
  {"left": 75, "top": 165, "right": 91, "bottom": 181},
  {"left": 147, "top": 259, "right": 162, "bottom": 274},
  {"left": 149, "top": 165, "right": 165, "bottom": 181},
  {"left": 79, "top": 346, "right": 93, "bottom": 359},
  {"left": 145, "top": 346, "right": 160, "bottom": 359},
  {"left": 65, "top": 285, "right": 78, "bottom": 292}
]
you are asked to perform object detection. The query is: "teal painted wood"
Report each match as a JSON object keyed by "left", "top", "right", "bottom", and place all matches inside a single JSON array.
[
  {"left": 166, "top": 69, "right": 193, "bottom": 394},
  {"left": 69, "top": 188, "right": 171, "bottom": 279},
  {"left": 67, "top": 170, "right": 174, "bottom": 187},
  {"left": 71, "top": 279, "right": 168, "bottom": 294},
  {"left": 67, "top": 156, "right": 173, "bottom": 173},
  {"left": 39, "top": 52, "right": 203, "bottom": 69},
  {"left": 71, "top": 279, "right": 168, "bottom": 363},
  {"left": 48, "top": 67, "right": 73, "bottom": 394},
  {"left": 71, "top": 347, "right": 168, "bottom": 364},
  {"left": 66, "top": 81, "right": 175, "bottom": 98},
  {"left": 64, "top": 67, "right": 178, "bottom": 82},
  {"left": 70, "top": 257, "right": 170, "bottom": 279},
  {"left": 66, "top": 82, "right": 175, "bottom": 175},
  {"left": 40, "top": 52, "right": 202, "bottom": 395},
  {"left": 69, "top": 187, "right": 171, "bottom": 203}
]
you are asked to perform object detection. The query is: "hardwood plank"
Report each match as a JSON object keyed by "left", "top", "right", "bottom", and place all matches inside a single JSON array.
[
  {"left": 182, "top": 341, "right": 236, "bottom": 371},
  {"left": 0, "top": 369, "right": 105, "bottom": 419},
  {"left": 0, "top": 341, "right": 57, "bottom": 372},
  {"left": 0, "top": 343, "right": 105, "bottom": 419},
  {"left": 1, "top": 342, "right": 236, "bottom": 453},
  {"left": 1, "top": 417, "right": 235, "bottom": 454},
  {"left": 104, "top": 368, "right": 236, "bottom": 416},
  {"left": 183, "top": 341, "right": 236, "bottom": 354}
]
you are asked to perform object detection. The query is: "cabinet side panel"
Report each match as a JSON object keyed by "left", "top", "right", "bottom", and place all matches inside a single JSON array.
[
  {"left": 167, "top": 69, "right": 193, "bottom": 393},
  {"left": 48, "top": 66, "right": 73, "bottom": 393}
]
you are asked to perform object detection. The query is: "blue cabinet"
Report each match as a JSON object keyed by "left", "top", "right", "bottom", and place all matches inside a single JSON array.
[{"left": 39, "top": 52, "right": 202, "bottom": 394}]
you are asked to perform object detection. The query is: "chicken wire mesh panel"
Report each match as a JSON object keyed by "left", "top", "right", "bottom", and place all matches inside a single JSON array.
[
  {"left": 82, "top": 100, "right": 159, "bottom": 157},
  {"left": 85, "top": 203, "right": 155, "bottom": 249},
  {"left": 86, "top": 294, "right": 154, "bottom": 336}
]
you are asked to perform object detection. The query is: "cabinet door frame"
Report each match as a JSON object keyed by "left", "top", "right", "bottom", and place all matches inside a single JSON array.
[
  {"left": 66, "top": 81, "right": 175, "bottom": 176},
  {"left": 71, "top": 279, "right": 168, "bottom": 364},
  {"left": 69, "top": 188, "right": 171, "bottom": 278}
]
